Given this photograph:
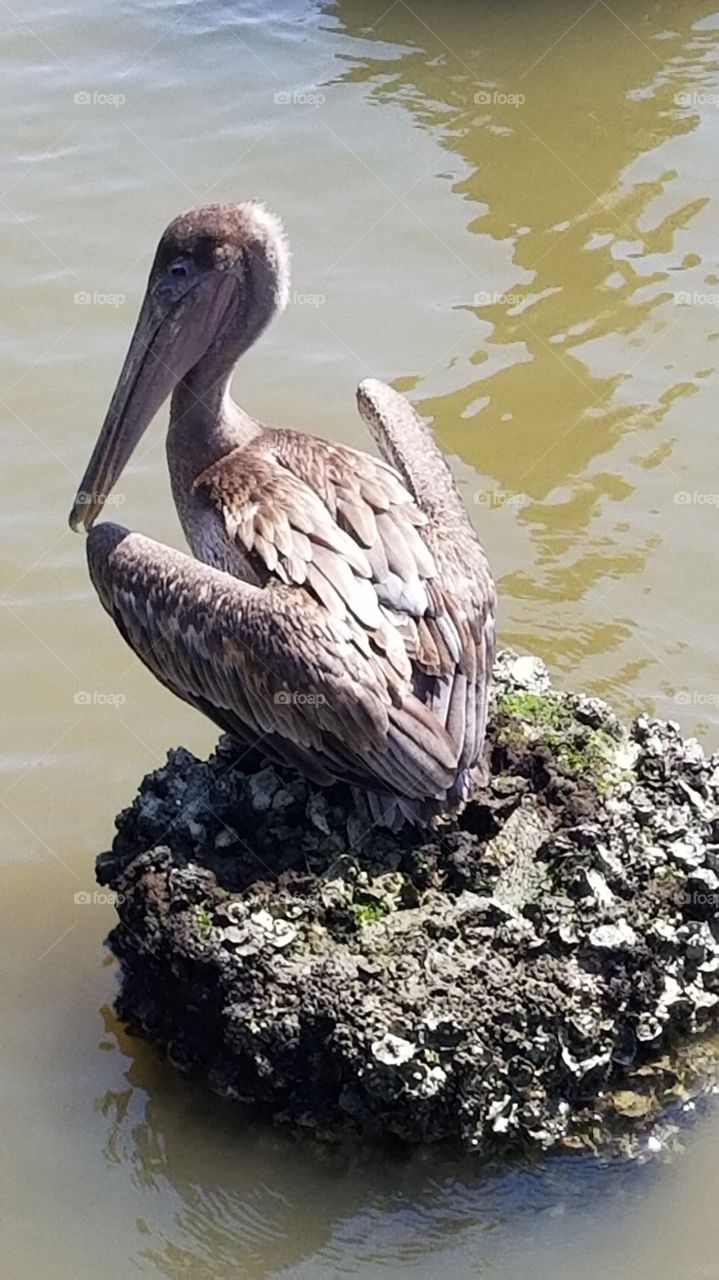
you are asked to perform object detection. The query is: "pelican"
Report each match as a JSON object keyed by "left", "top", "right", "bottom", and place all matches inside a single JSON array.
[{"left": 69, "top": 202, "right": 496, "bottom": 828}]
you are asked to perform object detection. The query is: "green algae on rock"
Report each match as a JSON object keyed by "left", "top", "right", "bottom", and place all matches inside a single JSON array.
[{"left": 96, "top": 651, "right": 719, "bottom": 1155}]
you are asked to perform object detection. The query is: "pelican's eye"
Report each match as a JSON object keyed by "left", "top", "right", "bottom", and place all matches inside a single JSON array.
[
  {"left": 168, "top": 258, "right": 190, "bottom": 280},
  {"left": 154, "top": 255, "right": 195, "bottom": 304}
]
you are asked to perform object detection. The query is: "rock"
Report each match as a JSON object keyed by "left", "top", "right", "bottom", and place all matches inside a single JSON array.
[
  {"left": 371, "top": 1034, "right": 416, "bottom": 1066},
  {"left": 306, "top": 793, "right": 332, "bottom": 835},
  {"left": 248, "top": 767, "right": 282, "bottom": 812},
  {"left": 579, "top": 869, "right": 614, "bottom": 906},
  {"left": 504, "top": 653, "right": 551, "bottom": 692},
  {"left": 96, "top": 649, "right": 719, "bottom": 1157},
  {"left": 612, "top": 1090, "right": 656, "bottom": 1119},
  {"left": 587, "top": 920, "right": 638, "bottom": 951}
]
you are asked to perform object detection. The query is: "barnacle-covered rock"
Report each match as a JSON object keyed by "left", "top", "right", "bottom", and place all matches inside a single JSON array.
[{"left": 96, "top": 651, "right": 719, "bottom": 1157}]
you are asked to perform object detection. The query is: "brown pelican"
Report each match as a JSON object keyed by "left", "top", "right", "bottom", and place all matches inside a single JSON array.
[{"left": 69, "top": 203, "right": 495, "bottom": 827}]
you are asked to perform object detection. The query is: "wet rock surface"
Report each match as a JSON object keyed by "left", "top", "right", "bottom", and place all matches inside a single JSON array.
[{"left": 97, "top": 651, "right": 719, "bottom": 1155}]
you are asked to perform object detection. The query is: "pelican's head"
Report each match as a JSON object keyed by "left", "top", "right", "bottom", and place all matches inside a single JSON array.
[{"left": 69, "top": 201, "right": 290, "bottom": 530}]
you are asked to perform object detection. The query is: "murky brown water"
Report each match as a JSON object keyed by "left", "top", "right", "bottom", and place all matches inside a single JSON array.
[{"left": 3, "top": 1, "right": 719, "bottom": 1275}]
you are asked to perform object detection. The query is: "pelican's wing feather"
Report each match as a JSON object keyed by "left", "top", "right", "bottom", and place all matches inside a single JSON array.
[
  {"left": 356, "top": 379, "right": 497, "bottom": 778},
  {"left": 86, "top": 523, "right": 458, "bottom": 799},
  {"left": 193, "top": 438, "right": 457, "bottom": 678},
  {"left": 194, "top": 452, "right": 386, "bottom": 629}
]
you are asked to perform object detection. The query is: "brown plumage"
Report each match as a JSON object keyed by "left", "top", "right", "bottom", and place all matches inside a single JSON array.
[{"left": 69, "top": 201, "right": 496, "bottom": 828}]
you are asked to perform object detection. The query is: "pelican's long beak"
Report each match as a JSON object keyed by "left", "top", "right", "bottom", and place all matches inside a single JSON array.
[{"left": 69, "top": 274, "right": 236, "bottom": 531}]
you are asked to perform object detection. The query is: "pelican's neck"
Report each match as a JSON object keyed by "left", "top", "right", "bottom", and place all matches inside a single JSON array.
[
  {"left": 167, "top": 372, "right": 258, "bottom": 495},
  {"left": 166, "top": 289, "right": 276, "bottom": 495},
  {"left": 166, "top": 258, "right": 285, "bottom": 522}
]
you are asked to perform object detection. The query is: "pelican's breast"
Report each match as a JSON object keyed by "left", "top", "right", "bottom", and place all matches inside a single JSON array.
[{"left": 177, "top": 480, "right": 266, "bottom": 585}]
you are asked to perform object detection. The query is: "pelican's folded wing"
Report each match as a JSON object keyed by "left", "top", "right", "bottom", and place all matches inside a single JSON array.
[
  {"left": 356, "top": 379, "right": 497, "bottom": 778},
  {"left": 86, "top": 523, "right": 458, "bottom": 800},
  {"left": 192, "top": 439, "right": 459, "bottom": 682}
]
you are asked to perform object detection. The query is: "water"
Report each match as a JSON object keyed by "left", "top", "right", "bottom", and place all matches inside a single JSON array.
[{"left": 2, "top": 0, "right": 719, "bottom": 1275}]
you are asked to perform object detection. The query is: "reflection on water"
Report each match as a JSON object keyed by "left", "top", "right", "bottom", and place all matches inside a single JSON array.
[
  {"left": 333, "top": 0, "right": 719, "bottom": 715},
  {"left": 3, "top": 0, "right": 719, "bottom": 1277},
  {"left": 98, "top": 1006, "right": 664, "bottom": 1280}
]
